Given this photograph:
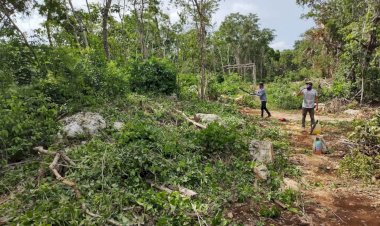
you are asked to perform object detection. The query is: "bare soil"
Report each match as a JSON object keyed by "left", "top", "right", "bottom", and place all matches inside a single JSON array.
[{"left": 235, "top": 108, "right": 380, "bottom": 226}]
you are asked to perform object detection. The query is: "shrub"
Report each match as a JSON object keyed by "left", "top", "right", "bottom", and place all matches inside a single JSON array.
[
  {"left": 39, "top": 49, "right": 128, "bottom": 105},
  {"left": 196, "top": 122, "right": 242, "bottom": 155},
  {"left": 0, "top": 86, "right": 59, "bottom": 162},
  {"left": 178, "top": 73, "right": 198, "bottom": 100},
  {"left": 129, "top": 57, "right": 177, "bottom": 94},
  {"left": 339, "top": 149, "right": 376, "bottom": 180},
  {"left": 267, "top": 79, "right": 302, "bottom": 110},
  {"left": 207, "top": 73, "right": 243, "bottom": 100}
]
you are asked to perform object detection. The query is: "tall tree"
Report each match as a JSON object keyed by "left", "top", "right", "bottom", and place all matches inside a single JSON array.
[
  {"left": 297, "top": 0, "right": 380, "bottom": 103},
  {"left": 103, "top": 0, "right": 113, "bottom": 60},
  {"left": 174, "top": 0, "right": 220, "bottom": 100},
  {"left": 67, "top": 0, "right": 89, "bottom": 48}
]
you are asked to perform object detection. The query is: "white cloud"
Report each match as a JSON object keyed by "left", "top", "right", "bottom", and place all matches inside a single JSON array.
[{"left": 269, "top": 41, "right": 291, "bottom": 50}]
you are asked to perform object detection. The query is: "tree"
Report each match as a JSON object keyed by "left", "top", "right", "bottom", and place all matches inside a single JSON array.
[
  {"left": 174, "top": 0, "right": 220, "bottom": 100},
  {"left": 297, "top": 0, "right": 380, "bottom": 103},
  {"left": 103, "top": 0, "right": 112, "bottom": 60},
  {"left": 213, "top": 13, "right": 274, "bottom": 80}
]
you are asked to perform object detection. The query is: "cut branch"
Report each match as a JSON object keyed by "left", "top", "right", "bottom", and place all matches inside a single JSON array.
[
  {"left": 33, "top": 146, "right": 121, "bottom": 226},
  {"left": 173, "top": 109, "right": 207, "bottom": 129},
  {"left": 146, "top": 179, "right": 197, "bottom": 198}
]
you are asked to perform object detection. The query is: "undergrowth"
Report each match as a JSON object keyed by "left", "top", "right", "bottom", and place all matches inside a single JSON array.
[{"left": 0, "top": 94, "right": 300, "bottom": 225}]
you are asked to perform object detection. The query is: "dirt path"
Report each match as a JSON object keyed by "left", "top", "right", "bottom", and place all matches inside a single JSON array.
[
  {"left": 239, "top": 107, "right": 354, "bottom": 122},
  {"left": 239, "top": 108, "right": 380, "bottom": 226}
]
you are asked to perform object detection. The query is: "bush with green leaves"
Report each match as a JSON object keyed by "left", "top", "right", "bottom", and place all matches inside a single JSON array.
[
  {"left": 339, "top": 149, "right": 376, "bottom": 180},
  {"left": 207, "top": 73, "right": 244, "bottom": 100},
  {"left": 339, "top": 112, "right": 380, "bottom": 180},
  {"left": 178, "top": 73, "right": 198, "bottom": 100},
  {"left": 266, "top": 78, "right": 302, "bottom": 110},
  {"left": 129, "top": 57, "right": 177, "bottom": 94},
  {"left": 196, "top": 122, "right": 242, "bottom": 155},
  {"left": 40, "top": 49, "right": 128, "bottom": 106},
  {"left": 0, "top": 87, "right": 58, "bottom": 163}
]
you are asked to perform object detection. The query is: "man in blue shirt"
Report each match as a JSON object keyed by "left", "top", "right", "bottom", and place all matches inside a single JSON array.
[{"left": 256, "top": 82, "right": 271, "bottom": 118}]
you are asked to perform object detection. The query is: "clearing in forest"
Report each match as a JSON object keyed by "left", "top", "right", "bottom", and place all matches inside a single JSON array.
[{"left": 239, "top": 108, "right": 380, "bottom": 226}]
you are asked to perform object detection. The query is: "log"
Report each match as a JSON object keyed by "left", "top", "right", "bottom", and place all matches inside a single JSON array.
[
  {"left": 173, "top": 109, "right": 207, "bottom": 129},
  {"left": 146, "top": 179, "right": 176, "bottom": 194}
]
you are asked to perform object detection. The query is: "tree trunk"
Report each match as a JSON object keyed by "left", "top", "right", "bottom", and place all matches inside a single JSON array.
[
  {"left": 102, "top": 0, "right": 112, "bottom": 60},
  {"left": 46, "top": 1, "right": 53, "bottom": 47},
  {"left": 199, "top": 13, "right": 206, "bottom": 99},
  {"left": 133, "top": 0, "right": 148, "bottom": 58},
  {"left": 67, "top": 0, "right": 89, "bottom": 48},
  {"left": 85, "top": 0, "right": 91, "bottom": 14}
]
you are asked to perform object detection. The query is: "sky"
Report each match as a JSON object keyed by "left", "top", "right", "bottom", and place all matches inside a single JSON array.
[{"left": 16, "top": 0, "right": 314, "bottom": 50}]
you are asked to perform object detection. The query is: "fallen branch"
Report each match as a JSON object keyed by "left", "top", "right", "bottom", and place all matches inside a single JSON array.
[
  {"left": 168, "top": 184, "right": 198, "bottom": 198},
  {"left": 173, "top": 109, "right": 207, "bottom": 129},
  {"left": 146, "top": 180, "right": 197, "bottom": 198},
  {"left": 34, "top": 146, "right": 121, "bottom": 226}
]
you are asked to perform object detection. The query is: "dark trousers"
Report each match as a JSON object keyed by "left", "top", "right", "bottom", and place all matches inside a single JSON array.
[
  {"left": 302, "top": 108, "right": 315, "bottom": 128},
  {"left": 261, "top": 101, "right": 271, "bottom": 117}
]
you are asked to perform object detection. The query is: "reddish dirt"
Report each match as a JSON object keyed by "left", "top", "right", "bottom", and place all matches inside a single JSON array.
[{"left": 235, "top": 109, "right": 380, "bottom": 226}]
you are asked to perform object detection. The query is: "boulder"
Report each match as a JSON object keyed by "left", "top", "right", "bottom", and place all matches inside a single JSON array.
[
  {"left": 113, "top": 121, "right": 124, "bottom": 131},
  {"left": 281, "top": 178, "right": 300, "bottom": 192},
  {"left": 254, "top": 164, "right": 269, "bottom": 180},
  {"left": 249, "top": 140, "right": 274, "bottom": 163},
  {"left": 61, "top": 112, "right": 106, "bottom": 138},
  {"left": 194, "top": 113, "right": 223, "bottom": 124}
]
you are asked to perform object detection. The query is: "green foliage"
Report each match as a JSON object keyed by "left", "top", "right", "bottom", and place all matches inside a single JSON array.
[
  {"left": 196, "top": 122, "right": 242, "bottom": 155},
  {"left": 259, "top": 206, "right": 281, "bottom": 218},
  {"left": 178, "top": 73, "right": 198, "bottom": 100},
  {"left": 339, "top": 149, "right": 376, "bottom": 180},
  {"left": 267, "top": 78, "right": 302, "bottom": 109},
  {"left": 40, "top": 48, "right": 128, "bottom": 106},
  {"left": 208, "top": 73, "right": 245, "bottom": 100},
  {"left": 349, "top": 112, "right": 380, "bottom": 149},
  {"left": 340, "top": 112, "right": 380, "bottom": 180},
  {"left": 0, "top": 87, "right": 58, "bottom": 162},
  {"left": 129, "top": 57, "right": 177, "bottom": 95}
]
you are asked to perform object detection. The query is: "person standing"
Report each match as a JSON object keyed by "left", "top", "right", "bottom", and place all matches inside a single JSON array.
[
  {"left": 256, "top": 82, "right": 271, "bottom": 118},
  {"left": 298, "top": 81, "right": 318, "bottom": 130}
]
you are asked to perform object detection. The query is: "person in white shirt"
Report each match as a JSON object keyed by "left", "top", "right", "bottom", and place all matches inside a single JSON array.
[{"left": 298, "top": 81, "right": 318, "bottom": 130}]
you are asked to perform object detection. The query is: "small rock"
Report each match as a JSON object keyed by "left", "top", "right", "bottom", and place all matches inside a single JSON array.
[
  {"left": 113, "top": 121, "right": 124, "bottom": 131},
  {"left": 227, "top": 212, "right": 233, "bottom": 219},
  {"left": 254, "top": 164, "right": 269, "bottom": 180},
  {"left": 249, "top": 140, "right": 274, "bottom": 163}
]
